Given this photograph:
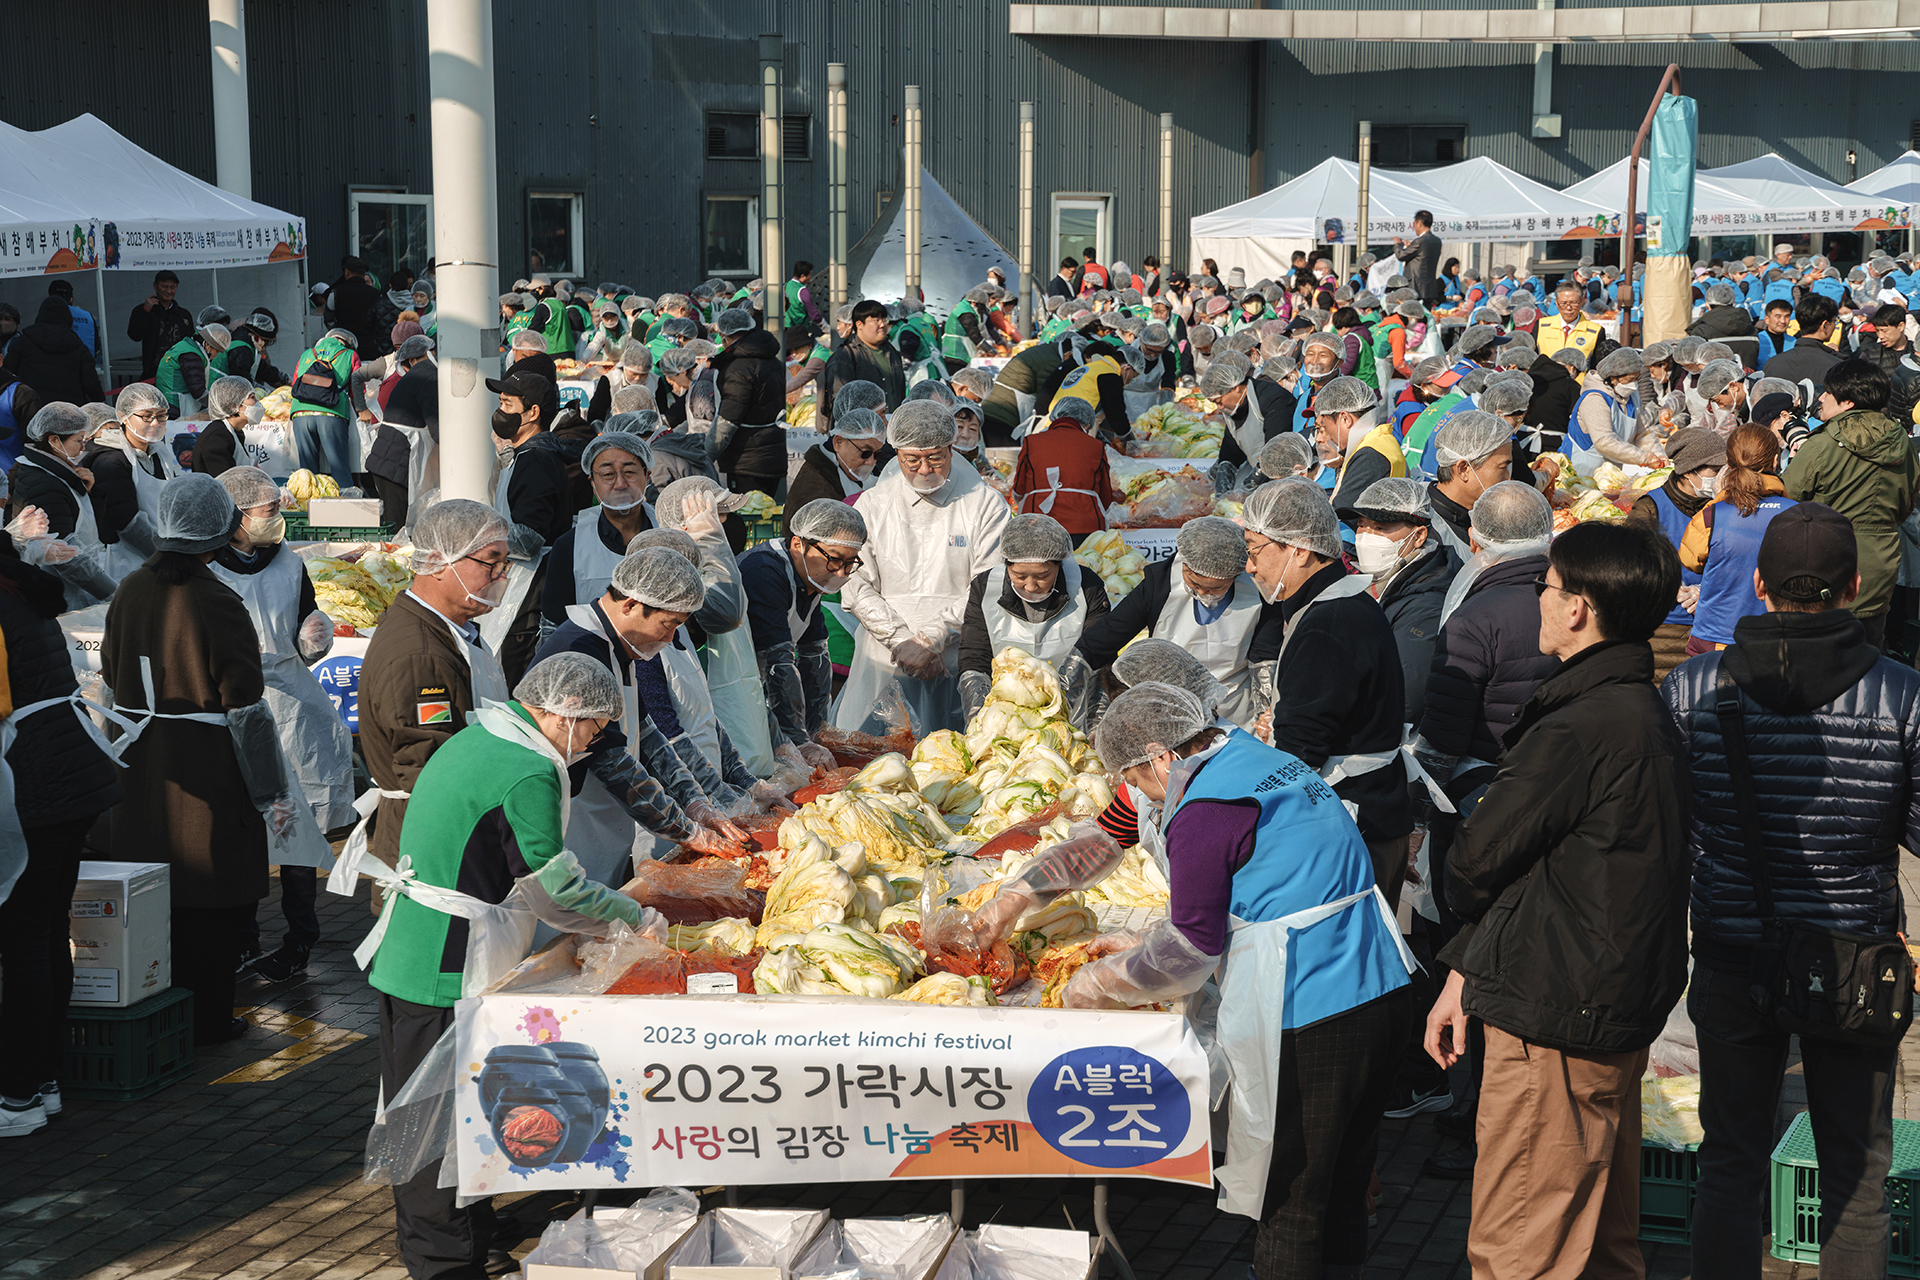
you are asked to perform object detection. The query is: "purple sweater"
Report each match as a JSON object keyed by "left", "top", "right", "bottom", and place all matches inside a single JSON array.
[{"left": 1164, "top": 798, "right": 1258, "bottom": 956}]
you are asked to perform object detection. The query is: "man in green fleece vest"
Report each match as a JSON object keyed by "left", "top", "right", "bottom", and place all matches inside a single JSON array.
[{"left": 365, "top": 651, "right": 645, "bottom": 1280}]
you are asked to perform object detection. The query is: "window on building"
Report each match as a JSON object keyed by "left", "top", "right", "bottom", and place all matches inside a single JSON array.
[
  {"left": 348, "top": 191, "right": 433, "bottom": 288},
  {"left": 528, "top": 192, "right": 584, "bottom": 277},
  {"left": 1369, "top": 125, "right": 1468, "bottom": 169},
  {"left": 704, "top": 195, "right": 758, "bottom": 277},
  {"left": 707, "top": 113, "right": 758, "bottom": 160}
]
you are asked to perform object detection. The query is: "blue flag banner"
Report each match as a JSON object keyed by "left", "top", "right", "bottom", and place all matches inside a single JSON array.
[{"left": 1648, "top": 95, "right": 1698, "bottom": 258}]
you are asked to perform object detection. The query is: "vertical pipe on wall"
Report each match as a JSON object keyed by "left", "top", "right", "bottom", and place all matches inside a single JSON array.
[
  {"left": 207, "top": 0, "right": 253, "bottom": 199},
  {"left": 828, "top": 62, "right": 849, "bottom": 316},
  {"left": 426, "top": 0, "right": 502, "bottom": 504},
  {"left": 1357, "top": 121, "right": 1372, "bottom": 262},
  {"left": 1159, "top": 114, "right": 1174, "bottom": 279},
  {"left": 761, "top": 33, "right": 785, "bottom": 345},
  {"left": 1020, "top": 102, "right": 1035, "bottom": 337},
  {"left": 904, "top": 86, "right": 923, "bottom": 298}
]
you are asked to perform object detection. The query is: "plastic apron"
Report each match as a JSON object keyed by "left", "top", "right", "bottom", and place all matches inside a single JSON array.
[
  {"left": 560, "top": 604, "right": 664, "bottom": 884},
  {"left": 478, "top": 457, "right": 548, "bottom": 653},
  {"left": 981, "top": 561, "right": 1086, "bottom": 667},
  {"left": 210, "top": 547, "right": 357, "bottom": 834},
  {"left": 568, "top": 504, "right": 657, "bottom": 611},
  {"left": 1226, "top": 386, "right": 1268, "bottom": 468},
  {"left": 15, "top": 455, "right": 115, "bottom": 610},
  {"left": 1154, "top": 556, "right": 1263, "bottom": 729},
  {"left": 106, "top": 439, "right": 179, "bottom": 580},
  {"left": 661, "top": 627, "right": 725, "bottom": 778}
]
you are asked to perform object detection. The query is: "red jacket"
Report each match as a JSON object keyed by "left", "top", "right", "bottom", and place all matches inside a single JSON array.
[{"left": 1012, "top": 426, "right": 1119, "bottom": 535}]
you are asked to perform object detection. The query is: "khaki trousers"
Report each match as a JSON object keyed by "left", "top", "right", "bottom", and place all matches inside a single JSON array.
[{"left": 1469, "top": 1024, "right": 1648, "bottom": 1280}]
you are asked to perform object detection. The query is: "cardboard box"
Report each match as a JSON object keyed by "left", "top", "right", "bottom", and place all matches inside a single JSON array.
[
  {"left": 306, "top": 496, "right": 385, "bottom": 527},
  {"left": 667, "top": 1208, "right": 830, "bottom": 1278},
  {"left": 70, "top": 862, "right": 171, "bottom": 1007}
]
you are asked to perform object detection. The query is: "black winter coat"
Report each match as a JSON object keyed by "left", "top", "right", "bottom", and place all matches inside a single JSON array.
[
  {"left": 1074, "top": 557, "right": 1286, "bottom": 672},
  {"left": 782, "top": 443, "right": 863, "bottom": 538},
  {"left": 2, "top": 298, "right": 103, "bottom": 407},
  {"left": 1440, "top": 640, "right": 1691, "bottom": 1053},
  {"left": 383, "top": 360, "right": 440, "bottom": 440},
  {"left": 957, "top": 569, "right": 1110, "bottom": 679},
  {"left": 1662, "top": 609, "right": 1920, "bottom": 971},
  {"left": 1526, "top": 353, "right": 1580, "bottom": 449},
  {"left": 1420, "top": 554, "right": 1557, "bottom": 766},
  {"left": 7, "top": 446, "right": 89, "bottom": 539},
  {"left": 0, "top": 547, "right": 120, "bottom": 827},
  {"left": 1853, "top": 341, "right": 1920, "bottom": 429},
  {"left": 1377, "top": 543, "right": 1459, "bottom": 725},
  {"left": 712, "top": 329, "right": 788, "bottom": 479}
]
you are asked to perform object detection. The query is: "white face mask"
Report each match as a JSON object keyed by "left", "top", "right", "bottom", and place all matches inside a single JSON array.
[
  {"left": 598, "top": 487, "right": 646, "bottom": 513},
  {"left": 1257, "top": 548, "right": 1299, "bottom": 604},
  {"left": 953, "top": 423, "right": 982, "bottom": 452},
  {"left": 1694, "top": 474, "right": 1718, "bottom": 498},
  {"left": 629, "top": 637, "right": 670, "bottom": 661},
  {"left": 1013, "top": 583, "right": 1054, "bottom": 604},
  {"left": 1190, "top": 587, "right": 1228, "bottom": 608},
  {"left": 906, "top": 469, "right": 948, "bottom": 495},
  {"left": 245, "top": 401, "right": 265, "bottom": 425},
  {"left": 1354, "top": 530, "right": 1410, "bottom": 577},
  {"left": 453, "top": 560, "right": 509, "bottom": 613},
  {"left": 244, "top": 513, "right": 286, "bottom": 546}
]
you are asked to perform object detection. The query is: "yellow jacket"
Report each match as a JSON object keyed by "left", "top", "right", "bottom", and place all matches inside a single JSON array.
[
  {"left": 1536, "top": 315, "right": 1605, "bottom": 360},
  {"left": 1339, "top": 421, "right": 1408, "bottom": 484}
]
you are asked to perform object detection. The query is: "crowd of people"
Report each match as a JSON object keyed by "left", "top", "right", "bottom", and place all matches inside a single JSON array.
[{"left": 0, "top": 223, "right": 1918, "bottom": 1280}]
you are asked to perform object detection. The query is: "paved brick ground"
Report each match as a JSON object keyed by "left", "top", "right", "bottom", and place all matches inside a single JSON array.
[{"left": 8, "top": 859, "right": 1913, "bottom": 1279}]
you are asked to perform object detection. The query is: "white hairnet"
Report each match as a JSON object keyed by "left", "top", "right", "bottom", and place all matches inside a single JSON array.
[
  {"left": 1111, "top": 640, "right": 1228, "bottom": 718},
  {"left": 611, "top": 546, "right": 707, "bottom": 612},
  {"left": 1302, "top": 332, "right": 1343, "bottom": 360},
  {"left": 206, "top": 376, "right": 255, "bottom": 420},
  {"left": 1669, "top": 337, "right": 1705, "bottom": 365},
  {"left": 154, "top": 473, "right": 240, "bottom": 553},
  {"left": 1479, "top": 378, "right": 1533, "bottom": 417},
  {"left": 514, "top": 652, "right": 624, "bottom": 720},
  {"left": 1256, "top": 433, "right": 1315, "bottom": 480},
  {"left": 949, "top": 367, "right": 995, "bottom": 399},
  {"left": 618, "top": 342, "right": 653, "bottom": 373},
  {"left": 412, "top": 498, "right": 511, "bottom": 575},
  {"left": 886, "top": 400, "right": 957, "bottom": 450},
  {"left": 1140, "top": 322, "right": 1170, "bottom": 347},
  {"left": 1243, "top": 478, "right": 1341, "bottom": 559},
  {"left": 1596, "top": 348, "right": 1645, "bottom": 381},
  {"left": 1698, "top": 341, "right": 1735, "bottom": 366},
  {"left": 1176, "top": 516, "right": 1251, "bottom": 579},
  {"left": 833, "top": 381, "right": 887, "bottom": 420},
  {"left": 654, "top": 475, "right": 725, "bottom": 530},
  {"left": 510, "top": 329, "right": 548, "bottom": 352},
  {"left": 1698, "top": 359, "right": 1743, "bottom": 400},
  {"left": 1753, "top": 376, "right": 1798, "bottom": 406},
  {"left": 1095, "top": 681, "right": 1212, "bottom": 773},
  {"left": 789, "top": 498, "right": 868, "bottom": 548},
  {"left": 216, "top": 465, "right": 280, "bottom": 512},
  {"left": 1707, "top": 282, "right": 1739, "bottom": 306},
  {"left": 610, "top": 384, "right": 656, "bottom": 415},
  {"left": 1314, "top": 376, "right": 1378, "bottom": 416},
  {"left": 907, "top": 380, "right": 958, "bottom": 407},
  {"left": 25, "top": 402, "right": 88, "bottom": 442},
  {"left": 1047, "top": 398, "right": 1096, "bottom": 430},
  {"left": 324, "top": 327, "right": 358, "bottom": 351},
  {"left": 1196, "top": 351, "right": 1252, "bottom": 399},
  {"left": 116, "top": 383, "right": 169, "bottom": 418},
  {"left": 1434, "top": 410, "right": 1514, "bottom": 472},
  {"left": 1468, "top": 479, "right": 1554, "bottom": 546},
  {"left": 200, "top": 323, "right": 232, "bottom": 352},
  {"left": 1348, "top": 476, "right": 1432, "bottom": 524},
  {"left": 715, "top": 308, "right": 755, "bottom": 336},
  {"left": 582, "top": 431, "right": 652, "bottom": 478},
  {"left": 657, "top": 348, "right": 701, "bottom": 375},
  {"left": 1001, "top": 514, "right": 1072, "bottom": 564},
  {"left": 624, "top": 527, "right": 701, "bottom": 565},
  {"left": 832, "top": 407, "right": 886, "bottom": 443}
]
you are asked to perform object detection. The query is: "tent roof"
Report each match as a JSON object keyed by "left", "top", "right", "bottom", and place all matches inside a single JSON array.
[
  {"left": 0, "top": 113, "right": 305, "bottom": 278},
  {"left": 1566, "top": 154, "right": 1911, "bottom": 235},
  {"left": 1408, "top": 156, "right": 1619, "bottom": 240},
  {"left": 1190, "top": 158, "right": 1464, "bottom": 243},
  {"left": 1848, "top": 150, "right": 1920, "bottom": 205},
  {"left": 854, "top": 161, "right": 1015, "bottom": 316}
]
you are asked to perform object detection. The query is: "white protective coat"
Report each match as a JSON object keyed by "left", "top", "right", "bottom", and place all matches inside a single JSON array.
[{"left": 1153, "top": 554, "right": 1264, "bottom": 730}]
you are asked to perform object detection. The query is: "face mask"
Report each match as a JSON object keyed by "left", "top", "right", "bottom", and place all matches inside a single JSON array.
[
  {"left": 1694, "top": 474, "right": 1718, "bottom": 498},
  {"left": 47, "top": 435, "right": 84, "bottom": 465},
  {"left": 1013, "top": 583, "right": 1054, "bottom": 604},
  {"left": 126, "top": 422, "right": 165, "bottom": 446},
  {"left": 561, "top": 719, "right": 591, "bottom": 766},
  {"left": 628, "top": 636, "right": 670, "bottom": 661},
  {"left": 1257, "top": 549, "right": 1299, "bottom": 604},
  {"left": 953, "top": 424, "right": 982, "bottom": 452},
  {"left": 1190, "top": 587, "right": 1228, "bottom": 608},
  {"left": 491, "top": 408, "right": 524, "bottom": 440},
  {"left": 454, "top": 560, "right": 509, "bottom": 612},
  {"left": 599, "top": 488, "right": 645, "bottom": 513},
  {"left": 907, "top": 469, "right": 948, "bottom": 495},
  {"left": 1354, "top": 530, "right": 1409, "bottom": 577},
  {"left": 245, "top": 401, "right": 265, "bottom": 425},
  {"left": 244, "top": 513, "right": 286, "bottom": 545},
  {"left": 1613, "top": 382, "right": 1637, "bottom": 398}
]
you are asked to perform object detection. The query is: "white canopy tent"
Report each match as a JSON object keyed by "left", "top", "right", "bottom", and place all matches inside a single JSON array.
[
  {"left": 854, "top": 162, "right": 1017, "bottom": 317},
  {"left": 0, "top": 113, "right": 308, "bottom": 386},
  {"left": 1849, "top": 150, "right": 1920, "bottom": 206},
  {"left": 1409, "top": 156, "right": 1619, "bottom": 241},
  {"left": 1564, "top": 154, "right": 1911, "bottom": 238}
]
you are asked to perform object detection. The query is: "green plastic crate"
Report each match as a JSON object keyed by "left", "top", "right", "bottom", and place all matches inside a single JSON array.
[
  {"left": 64, "top": 987, "right": 196, "bottom": 1102},
  {"left": 285, "top": 510, "right": 398, "bottom": 543},
  {"left": 1770, "top": 1110, "right": 1920, "bottom": 1273},
  {"left": 743, "top": 515, "right": 783, "bottom": 548},
  {"left": 1641, "top": 1141, "right": 1701, "bottom": 1244}
]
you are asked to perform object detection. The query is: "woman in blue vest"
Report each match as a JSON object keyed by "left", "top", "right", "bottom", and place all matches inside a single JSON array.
[
  {"left": 1628, "top": 428, "right": 1726, "bottom": 684},
  {"left": 1677, "top": 424, "right": 1795, "bottom": 659},
  {"left": 972, "top": 682, "right": 1414, "bottom": 1273}
]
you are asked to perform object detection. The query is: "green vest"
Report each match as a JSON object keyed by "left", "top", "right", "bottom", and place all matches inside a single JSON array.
[
  {"left": 290, "top": 340, "right": 356, "bottom": 418},
  {"left": 942, "top": 301, "right": 979, "bottom": 362},
  {"left": 539, "top": 301, "right": 576, "bottom": 354},
  {"left": 1039, "top": 316, "right": 1071, "bottom": 342},
  {"left": 647, "top": 335, "right": 676, "bottom": 364},
  {"left": 503, "top": 311, "right": 534, "bottom": 341},
  {"left": 1404, "top": 388, "right": 1466, "bottom": 460},
  {"left": 784, "top": 280, "right": 808, "bottom": 328},
  {"left": 1349, "top": 331, "right": 1379, "bottom": 391},
  {"left": 155, "top": 337, "right": 204, "bottom": 406},
  {"left": 645, "top": 318, "right": 665, "bottom": 343}
]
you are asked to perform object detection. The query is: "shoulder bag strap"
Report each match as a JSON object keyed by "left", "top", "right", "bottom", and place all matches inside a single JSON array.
[{"left": 1716, "top": 661, "right": 1780, "bottom": 1008}]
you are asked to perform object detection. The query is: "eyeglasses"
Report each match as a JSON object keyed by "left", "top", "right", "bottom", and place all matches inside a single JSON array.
[
  {"left": 125, "top": 408, "right": 167, "bottom": 424},
  {"left": 1532, "top": 577, "right": 1579, "bottom": 600},
  {"left": 460, "top": 554, "right": 511, "bottom": 582},
  {"left": 807, "top": 542, "right": 862, "bottom": 572},
  {"left": 838, "top": 442, "right": 880, "bottom": 461}
]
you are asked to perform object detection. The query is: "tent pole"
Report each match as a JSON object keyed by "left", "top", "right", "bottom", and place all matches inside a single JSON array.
[
  {"left": 211, "top": 268, "right": 220, "bottom": 309},
  {"left": 1020, "top": 103, "right": 1035, "bottom": 336},
  {"left": 95, "top": 263, "right": 112, "bottom": 392},
  {"left": 760, "top": 33, "right": 784, "bottom": 348},
  {"left": 904, "top": 87, "right": 922, "bottom": 300},
  {"left": 1159, "top": 113, "right": 1174, "bottom": 287},
  {"left": 828, "top": 63, "right": 848, "bottom": 317}
]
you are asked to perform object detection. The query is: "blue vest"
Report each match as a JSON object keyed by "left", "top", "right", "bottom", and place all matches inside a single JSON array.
[
  {"left": 66, "top": 305, "right": 96, "bottom": 356},
  {"left": 0, "top": 383, "right": 23, "bottom": 472},
  {"left": 1811, "top": 278, "right": 1846, "bottom": 304},
  {"left": 1692, "top": 492, "right": 1796, "bottom": 645},
  {"left": 1171, "top": 734, "right": 1409, "bottom": 1029},
  {"left": 1646, "top": 485, "right": 1704, "bottom": 626},
  {"left": 1567, "top": 385, "right": 1631, "bottom": 454},
  {"left": 1418, "top": 394, "right": 1479, "bottom": 478}
]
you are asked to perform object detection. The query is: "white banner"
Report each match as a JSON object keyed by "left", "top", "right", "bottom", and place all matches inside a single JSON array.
[
  {"left": 1119, "top": 529, "right": 1180, "bottom": 564},
  {"left": 453, "top": 994, "right": 1211, "bottom": 1198}
]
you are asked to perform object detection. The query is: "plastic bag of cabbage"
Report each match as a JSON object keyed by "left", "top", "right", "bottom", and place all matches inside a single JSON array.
[{"left": 1073, "top": 530, "right": 1146, "bottom": 602}]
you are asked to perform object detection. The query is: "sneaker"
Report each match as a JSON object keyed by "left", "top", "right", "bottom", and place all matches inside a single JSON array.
[
  {"left": 1422, "top": 1140, "right": 1476, "bottom": 1180},
  {"left": 1383, "top": 1080, "right": 1453, "bottom": 1119},
  {"left": 235, "top": 943, "right": 262, "bottom": 976},
  {"left": 251, "top": 945, "right": 310, "bottom": 983},
  {"left": 36, "top": 1083, "right": 60, "bottom": 1119},
  {"left": 0, "top": 1096, "right": 47, "bottom": 1138}
]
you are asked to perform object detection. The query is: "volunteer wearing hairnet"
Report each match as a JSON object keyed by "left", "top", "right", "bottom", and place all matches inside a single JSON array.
[
  {"left": 1199, "top": 351, "right": 1297, "bottom": 473},
  {"left": 740, "top": 499, "right": 867, "bottom": 772},
  {"left": 1696, "top": 358, "right": 1747, "bottom": 438},
  {"left": 1426, "top": 409, "right": 1517, "bottom": 556},
  {"left": 784, "top": 407, "right": 885, "bottom": 532},
  {"left": 1573, "top": 348, "right": 1667, "bottom": 465},
  {"left": 1010, "top": 398, "right": 1119, "bottom": 542},
  {"left": 1340, "top": 476, "right": 1460, "bottom": 726},
  {"left": 537, "top": 548, "right": 752, "bottom": 883},
  {"left": 1076, "top": 515, "right": 1281, "bottom": 729},
  {"left": 208, "top": 466, "right": 354, "bottom": 982},
  {"left": 361, "top": 652, "right": 656, "bottom": 1280},
  {"left": 83, "top": 383, "right": 177, "bottom": 581},
  {"left": 102, "top": 473, "right": 307, "bottom": 1047},
  {"left": 1042, "top": 339, "right": 1142, "bottom": 439},
  {"left": 347, "top": 500, "right": 515, "bottom": 893},
  {"left": 1241, "top": 480, "right": 1426, "bottom": 908},
  {"left": 978, "top": 681, "right": 1413, "bottom": 1262},
  {"left": 957, "top": 514, "right": 1111, "bottom": 731},
  {"left": 1628, "top": 428, "right": 1727, "bottom": 683},
  {"left": 540, "top": 431, "right": 656, "bottom": 626},
  {"left": 836, "top": 401, "right": 1013, "bottom": 735},
  {"left": 1313, "top": 376, "right": 1408, "bottom": 520},
  {"left": 8, "top": 403, "right": 118, "bottom": 608},
  {"left": 155, "top": 321, "right": 231, "bottom": 418},
  {"left": 193, "top": 375, "right": 259, "bottom": 478}
]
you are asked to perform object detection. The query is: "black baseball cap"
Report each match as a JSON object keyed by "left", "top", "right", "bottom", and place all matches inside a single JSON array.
[
  {"left": 485, "top": 368, "right": 553, "bottom": 403},
  {"left": 47, "top": 279, "right": 74, "bottom": 300},
  {"left": 1757, "top": 502, "right": 1857, "bottom": 604}
]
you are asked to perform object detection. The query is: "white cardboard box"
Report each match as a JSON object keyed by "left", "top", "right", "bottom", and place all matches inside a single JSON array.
[
  {"left": 306, "top": 496, "right": 386, "bottom": 527},
  {"left": 972, "top": 1224, "right": 1099, "bottom": 1280},
  {"left": 70, "top": 861, "right": 171, "bottom": 1006}
]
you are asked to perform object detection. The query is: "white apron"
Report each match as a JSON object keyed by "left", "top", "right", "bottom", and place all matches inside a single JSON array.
[
  {"left": 661, "top": 627, "right": 724, "bottom": 776},
  {"left": 1154, "top": 556, "right": 1263, "bottom": 729},
  {"left": 106, "top": 439, "right": 178, "bottom": 580},
  {"left": 567, "top": 504, "right": 657, "bottom": 611},
  {"left": 704, "top": 620, "right": 779, "bottom": 779},
  {"left": 16, "top": 454, "right": 114, "bottom": 610},
  {"left": 479, "top": 454, "right": 548, "bottom": 653},
  {"left": 981, "top": 561, "right": 1086, "bottom": 668},
  {"left": 1227, "top": 382, "right": 1267, "bottom": 465},
  {"left": 210, "top": 546, "right": 357, "bottom": 834},
  {"left": 559, "top": 604, "right": 663, "bottom": 885}
]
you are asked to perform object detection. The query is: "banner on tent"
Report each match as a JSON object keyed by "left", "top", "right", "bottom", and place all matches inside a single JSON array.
[
  {"left": 0, "top": 222, "right": 96, "bottom": 279},
  {"left": 106, "top": 219, "right": 307, "bottom": 273}
]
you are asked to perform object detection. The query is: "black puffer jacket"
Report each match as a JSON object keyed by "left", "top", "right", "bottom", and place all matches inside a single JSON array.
[
  {"left": 1377, "top": 542, "right": 1460, "bottom": 726},
  {"left": 0, "top": 545, "right": 120, "bottom": 827},
  {"left": 712, "top": 328, "right": 788, "bottom": 480},
  {"left": 2, "top": 298, "right": 103, "bottom": 407},
  {"left": 7, "top": 446, "right": 89, "bottom": 538},
  {"left": 1420, "top": 554, "right": 1557, "bottom": 765},
  {"left": 1662, "top": 608, "right": 1920, "bottom": 971},
  {"left": 1440, "top": 640, "right": 1691, "bottom": 1053},
  {"left": 1852, "top": 341, "right": 1920, "bottom": 429}
]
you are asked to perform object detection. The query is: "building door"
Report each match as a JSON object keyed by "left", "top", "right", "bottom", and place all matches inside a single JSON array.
[
  {"left": 1052, "top": 196, "right": 1110, "bottom": 280},
  {"left": 347, "top": 192, "right": 434, "bottom": 288}
]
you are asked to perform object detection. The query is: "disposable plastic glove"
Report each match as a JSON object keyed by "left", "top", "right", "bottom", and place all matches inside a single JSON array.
[
  {"left": 1062, "top": 919, "right": 1219, "bottom": 1009},
  {"left": 4, "top": 506, "right": 48, "bottom": 542},
  {"left": 682, "top": 823, "right": 743, "bottom": 857},
  {"left": 967, "top": 881, "right": 1041, "bottom": 949},
  {"left": 677, "top": 488, "right": 725, "bottom": 539},
  {"left": 799, "top": 741, "right": 836, "bottom": 771},
  {"left": 749, "top": 779, "right": 798, "bottom": 814},
  {"left": 958, "top": 670, "right": 991, "bottom": 723},
  {"left": 268, "top": 795, "right": 301, "bottom": 840},
  {"left": 21, "top": 538, "right": 78, "bottom": 566},
  {"left": 297, "top": 611, "right": 336, "bottom": 664},
  {"left": 685, "top": 801, "right": 748, "bottom": 844},
  {"left": 891, "top": 637, "right": 945, "bottom": 682}
]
